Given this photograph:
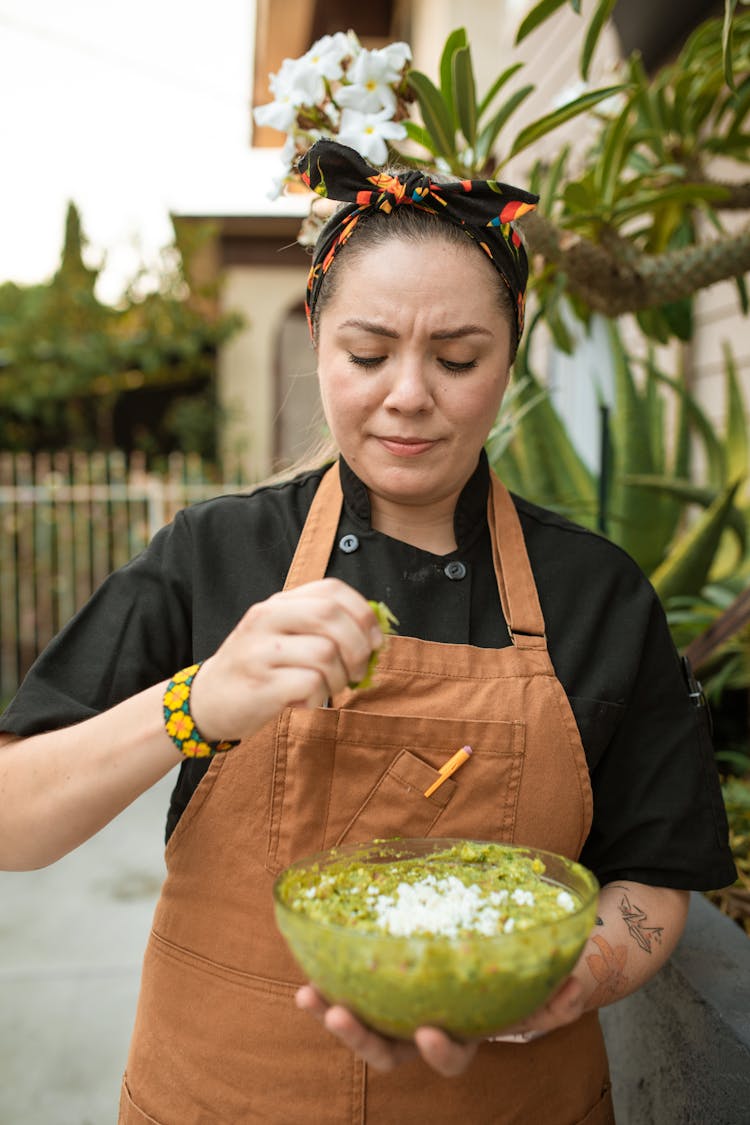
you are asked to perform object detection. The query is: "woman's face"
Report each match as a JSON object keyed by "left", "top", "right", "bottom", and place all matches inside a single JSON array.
[{"left": 316, "top": 236, "right": 513, "bottom": 516}]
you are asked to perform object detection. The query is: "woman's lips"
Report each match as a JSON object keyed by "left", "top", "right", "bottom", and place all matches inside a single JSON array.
[{"left": 378, "top": 437, "right": 438, "bottom": 456}]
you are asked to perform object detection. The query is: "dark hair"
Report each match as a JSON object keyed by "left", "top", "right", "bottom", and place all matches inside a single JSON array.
[{"left": 310, "top": 206, "right": 520, "bottom": 362}]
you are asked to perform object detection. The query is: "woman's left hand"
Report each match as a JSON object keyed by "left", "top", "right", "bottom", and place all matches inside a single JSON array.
[{"left": 295, "top": 985, "right": 479, "bottom": 1075}]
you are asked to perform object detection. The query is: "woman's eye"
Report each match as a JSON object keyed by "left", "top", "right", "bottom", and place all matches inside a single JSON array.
[
  {"left": 440, "top": 358, "right": 478, "bottom": 373},
  {"left": 347, "top": 353, "right": 385, "bottom": 368}
]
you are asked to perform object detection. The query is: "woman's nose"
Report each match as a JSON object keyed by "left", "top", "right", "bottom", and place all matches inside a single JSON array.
[{"left": 383, "top": 361, "right": 434, "bottom": 413}]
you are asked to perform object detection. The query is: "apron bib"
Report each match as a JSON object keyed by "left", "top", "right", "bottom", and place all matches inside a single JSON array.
[{"left": 120, "top": 463, "right": 614, "bottom": 1124}]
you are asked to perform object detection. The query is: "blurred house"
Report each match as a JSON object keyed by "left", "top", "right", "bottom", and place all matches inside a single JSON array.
[{"left": 174, "top": 0, "right": 748, "bottom": 481}]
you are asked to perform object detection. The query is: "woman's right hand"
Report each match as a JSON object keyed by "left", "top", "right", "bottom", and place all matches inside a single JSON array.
[{"left": 188, "top": 579, "right": 382, "bottom": 743}]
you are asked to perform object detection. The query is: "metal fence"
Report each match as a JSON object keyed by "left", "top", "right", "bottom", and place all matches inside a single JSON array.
[{"left": 0, "top": 450, "right": 250, "bottom": 702}]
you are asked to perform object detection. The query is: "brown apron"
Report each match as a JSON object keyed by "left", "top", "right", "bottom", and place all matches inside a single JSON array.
[{"left": 120, "top": 463, "right": 614, "bottom": 1125}]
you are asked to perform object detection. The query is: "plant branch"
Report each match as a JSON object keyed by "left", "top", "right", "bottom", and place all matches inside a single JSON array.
[
  {"left": 519, "top": 210, "right": 750, "bottom": 314},
  {"left": 703, "top": 178, "right": 750, "bottom": 209}
]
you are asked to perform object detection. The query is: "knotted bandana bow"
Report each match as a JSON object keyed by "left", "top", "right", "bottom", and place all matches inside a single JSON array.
[{"left": 297, "top": 139, "right": 539, "bottom": 340}]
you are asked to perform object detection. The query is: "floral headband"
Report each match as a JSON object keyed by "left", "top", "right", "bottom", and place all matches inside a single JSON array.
[{"left": 297, "top": 139, "right": 539, "bottom": 340}]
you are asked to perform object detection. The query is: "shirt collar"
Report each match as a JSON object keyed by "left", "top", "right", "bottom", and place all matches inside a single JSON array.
[{"left": 338, "top": 450, "right": 490, "bottom": 552}]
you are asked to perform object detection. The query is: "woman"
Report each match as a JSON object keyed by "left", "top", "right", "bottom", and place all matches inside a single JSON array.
[{"left": 0, "top": 140, "right": 735, "bottom": 1124}]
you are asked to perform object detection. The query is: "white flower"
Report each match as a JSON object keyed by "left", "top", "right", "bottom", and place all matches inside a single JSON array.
[
  {"left": 266, "top": 133, "right": 317, "bottom": 199},
  {"left": 270, "top": 56, "right": 324, "bottom": 104},
  {"left": 336, "top": 49, "right": 400, "bottom": 114},
  {"left": 254, "top": 98, "right": 297, "bottom": 134},
  {"left": 375, "top": 41, "right": 412, "bottom": 79},
  {"left": 303, "top": 32, "right": 352, "bottom": 81},
  {"left": 336, "top": 107, "right": 407, "bottom": 165},
  {"left": 254, "top": 57, "right": 325, "bottom": 133}
]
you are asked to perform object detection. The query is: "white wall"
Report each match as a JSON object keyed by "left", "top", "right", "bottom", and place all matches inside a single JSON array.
[{"left": 219, "top": 264, "right": 309, "bottom": 478}]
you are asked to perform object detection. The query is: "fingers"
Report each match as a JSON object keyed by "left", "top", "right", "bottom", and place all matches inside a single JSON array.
[
  {"left": 295, "top": 987, "right": 416, "bottom": 1072},
  {"left": 245, "top": 581, "right": 380, "bottom": 689},
  {"left": 413, "top": 1027, "right": 479, "bottom": 1076},
  {"left": 296, "top": 987, "right": 479, "bottom": 1077},
  {"left": 187, "top": 580, "right": 382, "bottom": 738}
]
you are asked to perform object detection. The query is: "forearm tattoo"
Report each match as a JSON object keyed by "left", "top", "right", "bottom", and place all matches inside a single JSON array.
[
  {"left": 585, "top": 935, "right": 629, "bottom": 1006},
  {"left": 612, "top": 887, "right": 664, "bottom": 954},
  {"left": 586, "top": 887, "right": 666, "bottom": 1005}
]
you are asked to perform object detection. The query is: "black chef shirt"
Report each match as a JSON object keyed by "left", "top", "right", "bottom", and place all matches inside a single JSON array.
[{"left": 0, "top": 453, "right": 735, "bottom": 892}]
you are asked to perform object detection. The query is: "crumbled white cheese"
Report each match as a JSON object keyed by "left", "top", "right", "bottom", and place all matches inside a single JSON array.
[
  {"left": 371, "top": 875, "right": 505, "bottom": 938},
  {"left": 511, "top": 888, "right": 535, "bottom": 907},
  {"left": 556, "top": 890, "right": 576, "bottom": 913},
  {"left": 503, "top": 917, "right": 515, "bottom": 934}
]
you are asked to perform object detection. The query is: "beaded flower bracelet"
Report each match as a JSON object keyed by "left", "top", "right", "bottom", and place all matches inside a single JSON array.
[{"left": 163, "top": 663, "right": 239, "bottom": 758}]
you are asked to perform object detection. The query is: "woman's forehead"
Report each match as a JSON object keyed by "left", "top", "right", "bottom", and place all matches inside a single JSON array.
[
  {"left": 322, "top": 286, "right": 510, "bottom": 350},
  {"left": 326, "top": 236, "right": 503, "bottom": 312}
]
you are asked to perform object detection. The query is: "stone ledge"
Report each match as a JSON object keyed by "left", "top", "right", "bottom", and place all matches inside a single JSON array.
[{"left": 600, "top": 891, "right": 750, "bottom": 1125}]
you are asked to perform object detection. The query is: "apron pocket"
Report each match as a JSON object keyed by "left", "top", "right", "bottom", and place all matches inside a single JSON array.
[
  {"left": 119, "top": 1076, "right": 166, "bottom": 1124},
  {"left": 335, "top": 748, "right": 456, "bottom": 844},
  {"left": 126, "top": 931, "right": 364, "bottom": 1125},
  {"left": 266, "top": 707, "right": 526, "bottom": 874}
]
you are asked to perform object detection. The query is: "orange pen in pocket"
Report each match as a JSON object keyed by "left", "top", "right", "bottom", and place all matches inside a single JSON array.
[{"left": 423, "top": 745, "right": 473, "bottom": 798}]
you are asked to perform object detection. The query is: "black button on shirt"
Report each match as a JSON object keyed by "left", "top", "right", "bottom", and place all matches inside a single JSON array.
[{"left": 0, "top": 453, "right": 735, "bottom": 892}]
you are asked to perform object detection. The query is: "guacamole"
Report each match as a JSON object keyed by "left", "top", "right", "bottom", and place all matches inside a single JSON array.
[{"left": 274, "top": 840, "right": 598, "bottom": 1039}]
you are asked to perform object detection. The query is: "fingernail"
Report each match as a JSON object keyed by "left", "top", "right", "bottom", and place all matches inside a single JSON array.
[{"left": 370, "top": 627, "right": 383, "bottom": 647}]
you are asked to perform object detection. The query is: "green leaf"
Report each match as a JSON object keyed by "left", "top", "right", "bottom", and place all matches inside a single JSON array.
[
  {"left": 650, "top": 480, "right": 742, "bottom": 602},
  {"left": 660, "top": 298, "right": 694, "bottom": 342},
  {"left": 736, "top": 273, "right": 749, "bottom": 314},
  {"left": 406, "top": 70, "right": 456, "bottom": 159},
  {"left": 491, "top": 439, "right": 527, "bottom": 495},
  {"left": 596, "top": 99, "right": 633, "bottom": 208},
  {"left": 515, "top": 0, "right": 569, "bottom": 45},
  {"left": 724, "top": 343, "right": 750, "bottom": 483},
  {"left": 452, "top": 46, "right": 478, "bottom": 146},
  {"left": 648, "top": 367, "right": 727, "bottom": 489},
  {"left": 509, "top": 86, "right": 626, "bottom": 158},
  {"left": 622, "top": 475, "right": 747, "bottom": 557},
  {"left": 608, "top": 182, "right": 729, "bottom": 224},
  {"left": 539, "top": 145, "right": 568, "bottom": 209},
  {"left": 607, "top": 321, "right": 669, "bottom": 570},
  {"left": 477, "top": 63, "right": 525, "bottom": 121},
  {"left": 721, "top": 75, "right": 750, "bottom": 131},
  {"left": 724, "top": 0, "right": 739, "bottom": 90},
  {"left": 562, "top": 178, "right": 598, "bottom": 213},
  {"left": 476, "top": 85, "right": 534, "bottom": 166},
  {"left": 581, "top": 0, "right": 617, "bottom": 81},
  {"left": 439, "top": 27, "right": 467, "bottom": 123},
  {"left": 402, "top": 121, "right": 437, "bottom": 154},
  {"left": 635, "top": 307, "right": 671, "bottom": 346},
  {"left": 670, "top": 361, "right": 691, "bottom": 482},
  {"left": 491, "top": 362, "right": 597, "bottom": 524}
]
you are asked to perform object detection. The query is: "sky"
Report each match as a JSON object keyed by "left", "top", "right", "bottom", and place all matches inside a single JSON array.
[{"left": 0, "top": 0, "right": 305, "bottom": 302}]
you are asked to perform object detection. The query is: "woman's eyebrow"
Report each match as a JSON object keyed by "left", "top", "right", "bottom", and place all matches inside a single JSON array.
[
  {"left": 431, "top": 325, "right": 493, "bottom": 340},
  {"left": 338, "top": 319, "right": 492, "bottom": 340},
  {"left": 338, "top": 319, "right": 398, "bottom": 338}
]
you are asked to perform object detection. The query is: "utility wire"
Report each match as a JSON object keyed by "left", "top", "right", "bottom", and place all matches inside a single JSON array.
[{"left": 0, "top": 8, "right": 248, "bottom": 106}]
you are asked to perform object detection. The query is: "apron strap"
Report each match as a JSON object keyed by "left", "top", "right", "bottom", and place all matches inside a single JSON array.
[
  {"left": 488, "top": 473, "right": 547, "bottom": 650},
  {"left": 283, "top": 462, "right": 342, "bottom": 591}
]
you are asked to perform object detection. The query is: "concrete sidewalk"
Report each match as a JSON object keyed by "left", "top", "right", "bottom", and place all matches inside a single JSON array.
[{"left": 0, "top": 774, "right": 174, "bottom": 1125}]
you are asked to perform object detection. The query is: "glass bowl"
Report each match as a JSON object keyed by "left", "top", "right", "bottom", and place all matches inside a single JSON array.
[{"left": 273, "top": 838, "right": 599, "bottom": 1039}]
